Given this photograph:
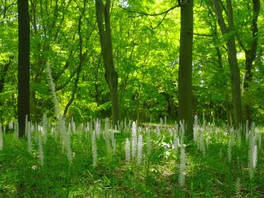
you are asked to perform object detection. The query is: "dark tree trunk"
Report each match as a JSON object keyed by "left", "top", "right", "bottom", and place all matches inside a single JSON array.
[
  {"left": 227, "top": 38, "right": 243, "bottom": 127},
  {"left": 18, "top": 0, "right": 30, "bottom": 137},
  {"left": 208, "top": 4, "right": 233, "bottom": 126},
  {"left": 213, "top": 0, "right": 244, "bottom": 127},
  {"left": 95, "top": 0, "right": 119, "bottom": 125},
  {"left": 0, "top": 61, "right": 11, "bottom": 123},
  {"left": 241, "top": 0, "right": 260, "bottom": 124},
  {"left": 178, "top": 0, "right": 194, "bottom": 141},
  {"left": 0, "top": 62, "right": 10, "bottom": 93},
  {"left": 64, "top": 2, "right": 87, "bottom": 117}
]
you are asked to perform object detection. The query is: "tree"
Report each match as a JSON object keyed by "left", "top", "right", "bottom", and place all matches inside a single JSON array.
[
  {"left": 213, "top": 0, "right": 244, "bottom": 127},
  {"left": 238, "top": 0, "right": 260, "bottom": 124},
  {"left": 18, "top": 0, "right": 30, "bottom": 137},
  {"left": 0, "top": 60, "right": 11, "bottom": 94},
  {"left": 178, "top": 0, "right": 194, "bottom": 141},
  {"left": 2, "top": 0, "right": 264, "bottom": 126},
  {"left": 63, "top": 1, "right": 88, "bottom": 117},
  {"left": 95, "top": 0, "right": 119, "bottom": 125}
]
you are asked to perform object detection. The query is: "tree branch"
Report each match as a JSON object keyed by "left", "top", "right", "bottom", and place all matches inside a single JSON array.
[
  {"left": 193, "top": 32, "right": 214, "bottom": 37},
  {"left": 151, "top": 12, "right": 168, "bottom": 29},
  {"left": 126, "top": 4, "right": 180, "bottom": 17}
]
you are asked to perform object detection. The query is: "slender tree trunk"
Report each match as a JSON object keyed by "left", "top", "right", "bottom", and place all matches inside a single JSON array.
[
  {"left": 18, "top": 0, "right": 30, "bottom": 137},
  {"left": 0, "top": 61, "right": 10, "bottom": 123},
  {"left": 213, "top": 0, "right": 244, "bottom": 127},
  {"left": 95, "top": 0, "right": 119, "bottom": 125},
  {"left": 209, "top": 6, "right": 233, "bottom": 126},
  {"left": 226, "top": 38, "right": 243, "bottom": 126},
  {"left": 64, "top": 3, "right": 87, "bottom": 117},
  {"left": 0, "top": 62, "right": 10, "bottom": 93},
  {"left": 241, "top": 0, "right": 260, "bottom": 124},
  {"left": 178, "top": 0, "right": 194, "bottom": 141},
  {"left": 226, "top": 98, "right": 233, "bottom": 127}
]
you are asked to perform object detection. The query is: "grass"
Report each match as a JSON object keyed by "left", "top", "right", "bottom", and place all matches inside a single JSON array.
[{"left": 0, "top": 119, "right": 263, "bottom": 197}]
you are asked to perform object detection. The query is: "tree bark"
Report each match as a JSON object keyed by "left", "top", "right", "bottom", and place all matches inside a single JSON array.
[
  {"left": 241, "top": 0, "right": 260, "bottom": 124},
  {"left": 18, "top": 0, "right": 30, "bottom": 137},
  {"left": 0, "top": 62, "right": 10, "bottom": 93},
  {"left": 95, "top": 0, "right": 119, "bottom": 125},
  {"left": 213, "top": 0, "right": 244, "bottom": 127},
  {"left": 178, "top": 0, "right": 194, "bottom": 141}
]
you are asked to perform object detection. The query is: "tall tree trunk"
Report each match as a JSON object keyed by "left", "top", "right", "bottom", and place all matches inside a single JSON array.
[
  {"left": 208, "top": 3, "right": 234, "bottom": 126},
  {"left": 178, "top": 0, "right": 194, "bottom": 141},
  {"left": 64, "top": 2, "right": 87, "bottom": 117},
  {"left": 0, "top": 61, "right": 11, "bottom": 123},
  {"left": 213, "top": 0, "right": 244, "bottom": 127},
  {"left": 95, "top": 0, "right": 119, "bottom": 125},
  {"left": 240, "top": 0, "right": 260, "bottom": 124},
  {"left": 18, "top": 0, "right": 30, "bottom": 137}
]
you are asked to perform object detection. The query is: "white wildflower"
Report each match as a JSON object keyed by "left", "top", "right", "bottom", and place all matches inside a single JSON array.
[
  {"left": 137, "top": 135, "right": 143, "bottom": 165},
  {"left": 160, "top": 118, "right": 163, "bottom": 127},
  {"left": 27, "top": 121, "right": 32, "bottom": 154},
  {"left": 9, "top": 121, "right": 14, "bottom": 130},
  {"left": 193, "top": 115, "right": 199, "bottom": 143},
  {"left": 71, "top": 117, "right": 76, "bottom": 134},
  {"left": 104, "top": 131, "right": 112, "bottom": 156},
  {"left": 236, "top": 128, "right": 241, "bottom": 149},
  {"left": 179, "top": 120, "right": 185, "bottom": 144},
  {"left": 38, "top": 134, "right": 44, "bottom": 166},
  {"left": 125, "top": 138, "right": 130, "bottom": 165},
  {"left": 46, "top": 62, "right": 60, "bottom": 119},
  {"left": 95, "top": 118, "right": 101, "bottom": 138},
  {"left": 131, "top": 121, "right": 137, "bottom": 159},
  {"left": 42, "top": 114, "right": 48, "bottom": 144},
  {"left": 14, "top": 122, "right": 19, "bottom": 138},
  {"left": 252, "top": 145, "right": 257, "bottom": 169},
  {"left": 156, "top": 125, "right": 160, "bottom": 136},
  {"left": 92, "top": 131, "right": 97, "bottom": 167},
  {"left": 31, "top": 165, "right": 38, "bottom": 170},
  {"left": 179, "top": 145, "right": 186, "bottom": 187},
  {"left": 111, "top": 131, "right": 116, "bottom": 154},
  {"left": 173, "top": 131, "right": 179, "bottom": 155},
  {"left": 199, "top": 129, "right": 206, "bottom": 157},
  {"left": 65, "top": 130, "right": 72, "bottom": 164}
]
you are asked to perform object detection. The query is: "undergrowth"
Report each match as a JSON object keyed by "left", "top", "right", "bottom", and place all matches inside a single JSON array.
[{"left": 0, "top": 119, "right": 263, "bottom": 197}]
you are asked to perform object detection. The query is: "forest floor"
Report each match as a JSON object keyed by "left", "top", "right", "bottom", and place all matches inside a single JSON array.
[{"left": 0, "top": 120, "right": 263, "bottom": 197}]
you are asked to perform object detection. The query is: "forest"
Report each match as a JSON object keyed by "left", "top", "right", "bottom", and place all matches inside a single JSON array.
[
  {"left": 0, "top": 0, "right": 263, "bottom": 128},
  {"left": 0, "top": 0, "right": 264, "bottom": 197}
]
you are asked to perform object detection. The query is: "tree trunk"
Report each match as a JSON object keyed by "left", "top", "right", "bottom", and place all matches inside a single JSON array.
[
  {"left": 95, "top": 0, "right": 119, "bottom": 125},
  {"left": 178, "top": 0, "right": 194, "bottom": 141},
  {"left": 64, "top": 3, "right": 87, "bottom": 117},
  {"left": 209, "top": 5, "right": 233, "bottom": 127},
  {"left": 18, "top": 0, "right": 30, "bottom": 137},
  {"left": 213, "top": 0, "right": 244, "bottom": 127},
  {"left": 0, "top": 62, "right": 10, "bottom": 93},
  {"left": 227, "top": 38, "right": 243, "bottom": 126},
  {"left": 241, "top": 0, "right": 260, "bottom": 124},
  {"left": 0, "top": 61, "right": 11, "bottom": 124}
]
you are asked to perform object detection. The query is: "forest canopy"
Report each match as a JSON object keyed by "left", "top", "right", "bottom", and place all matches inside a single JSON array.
[{"left": 0, "top": 0, "right": 264, "bottom": 127}]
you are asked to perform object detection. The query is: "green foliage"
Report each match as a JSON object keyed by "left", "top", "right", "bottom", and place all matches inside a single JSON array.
[{"left": 0, "top": 0, "right": 264, "bottom": 123}]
